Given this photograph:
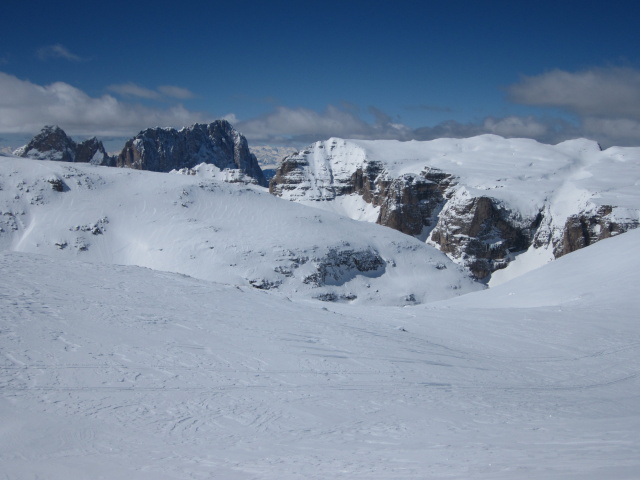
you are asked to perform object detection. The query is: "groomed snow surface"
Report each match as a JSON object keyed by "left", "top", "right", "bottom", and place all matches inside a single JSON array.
[{"left": 1, "top": 153, "right": 639, "bottom": 479}]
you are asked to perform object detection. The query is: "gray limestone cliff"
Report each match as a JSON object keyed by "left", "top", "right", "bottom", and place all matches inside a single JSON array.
[{"left": 116, "top": 121, "right": 266, "bottom": 186}]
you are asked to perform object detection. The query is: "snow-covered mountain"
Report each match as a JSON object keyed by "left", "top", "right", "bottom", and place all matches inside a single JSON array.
[
  {"left": 116, "top": 121, "right": 267, "bottom": 186},
  {"left": 15, "top": 122, "right": 267, "bottom": 187},
  {"left": 270, "top": 136, "right": 640, "bottom": 281},
  {"left": 13, "top": 125, "right": 112, "bottom": 166},
  {"left": 0, "top": 154, "right": 480, "bottom": 305}
]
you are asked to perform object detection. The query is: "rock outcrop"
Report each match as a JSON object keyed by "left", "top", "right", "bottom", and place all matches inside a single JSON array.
[
  {"left": 116, "top": 121, "right": 266, "bottom": 186},
  {"left": 430, "top": 191, "right": 542, "bottom": 279},
  {"left": 14, "top": 126, "right": 113, "bottom": 166},
  {"left": 533, "top": 204, "right": 638, "bottom": 259},
  {"left": 269, "top": 137, "right": 640, "bottom": 280}
]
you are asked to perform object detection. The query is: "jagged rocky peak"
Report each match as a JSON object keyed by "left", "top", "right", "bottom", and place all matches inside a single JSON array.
[
  {"left": 269, "top": 136, "right": 640, "bottom": 281},
  {"left": 117, "top": 120, "right": 266, "bottom": 186},
  {"left": 13, "top": 125, "right": 113, "bottom": 165}
]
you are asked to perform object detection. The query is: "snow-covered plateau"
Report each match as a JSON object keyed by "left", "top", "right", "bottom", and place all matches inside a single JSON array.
[
  {"left": 1, "top": 145, "right": 640, "bottom": 479},
  {"left": 270, "top": 136, "right": 640, "bottom": 281}
]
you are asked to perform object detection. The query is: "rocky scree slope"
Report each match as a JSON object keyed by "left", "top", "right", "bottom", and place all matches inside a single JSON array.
[
  {"left": 13, "top": 125, "right": 113, "bottom": 166},
  {"left": 270, "top": 136, "right": 640, "bottom": 280},
  {"left": 116, "top": 120, "right": 266, "bottom": 186}
]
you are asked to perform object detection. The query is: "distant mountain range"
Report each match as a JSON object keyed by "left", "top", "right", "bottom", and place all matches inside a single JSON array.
[
  {"left": 11, "top": 125, "right": 640, "bottom": 284},
  {"left": 14, "top": 121, "right": 266, "bottom": 186}
]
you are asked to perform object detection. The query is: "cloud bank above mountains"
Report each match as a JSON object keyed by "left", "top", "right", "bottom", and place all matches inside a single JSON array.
[{"left": 1, "top": 66, "right": 639, "bottom": 147}]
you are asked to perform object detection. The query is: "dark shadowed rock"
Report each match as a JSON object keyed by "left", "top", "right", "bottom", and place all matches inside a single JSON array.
[
  {"left": 116, "top": 121, "right": 266, "bottom": 186},
  {"left": 14, "top": 126, "right": 113, "bottom": 166}
]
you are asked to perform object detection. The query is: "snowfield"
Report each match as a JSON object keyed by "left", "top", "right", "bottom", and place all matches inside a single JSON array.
[
  {"left": 1, "top": 152, "right": 639, "bottom": 479},
  {"left": 0, "top": 155, "right": 480, "bottom": 306}
]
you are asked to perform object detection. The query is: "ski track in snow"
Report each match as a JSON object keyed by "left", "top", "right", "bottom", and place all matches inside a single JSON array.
[
  {"left": 1, "top": 229, "right": 640, "bottom": 479},
  {"left": 0, "top": 151, "right": 639, "bottom": 479}
]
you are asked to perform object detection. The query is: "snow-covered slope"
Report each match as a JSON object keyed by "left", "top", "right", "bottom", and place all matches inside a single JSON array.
[
  {"left": 270, "top": 136, "right": 640, "bottom": 280},
  {"left": 1, "top": 226, "right": 638, "bottom": 479},
  {"left": 0, "top": 155, "right": 480, "bottom": 305}
]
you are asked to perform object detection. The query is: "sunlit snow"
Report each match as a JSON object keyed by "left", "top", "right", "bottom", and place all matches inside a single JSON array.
[{"left": 1, "top": 149, "right": 639, "bottom": 479}]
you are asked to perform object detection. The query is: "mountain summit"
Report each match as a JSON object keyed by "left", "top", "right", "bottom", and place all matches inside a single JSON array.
[
  {"left": 116, "top": 121, "right": 266, "bottom": 186},
  {"left": 13, "top": 125, "right": 112, "bottom": 165}
]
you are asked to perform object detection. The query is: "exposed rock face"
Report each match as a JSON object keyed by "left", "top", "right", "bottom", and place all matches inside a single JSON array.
[
  {"left": 75, "top": 137, "right": 114, "bottom": 165},
  {"left": 532, "top": 204, "right": 638, "bottom": 259},
  {"left": 302, "top": 247, "right": 386, "bottom": 287},
  {"left": 270, "top": 142, "right": 453, "bottom": 236},
  {"left": 430, "top": 192, "right": 542, "bottom": 278},
  {"left": 116, "top": 121, "right": 266, "bottom": 186},
  {"left": 376, "top": 169, "right": 453, "bottom": 236},
  {"left": 14, "top": 126, "right": 113, "bottom": 166},
  {"left": 269, "top": 137, "right": 640, "bottom": 280}
]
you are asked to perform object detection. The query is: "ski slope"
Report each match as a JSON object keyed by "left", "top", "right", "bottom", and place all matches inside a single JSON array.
[
  {"left": 1, "top": 153, "right": 639, "bottom": 479},
  {"left": 1, "top": 229, "right": 639, "bottom": 479}
]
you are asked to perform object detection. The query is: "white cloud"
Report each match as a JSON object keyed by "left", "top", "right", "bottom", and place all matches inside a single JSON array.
[
  {"left": 157, "top": 85, "right": 195, "bottom": 99},
  {"left": 107, "top": 83, "right": 161, "bottom": 99},
  {"left": 0, "top": 72, "right": 213, "bottom": 136},
  {"left": 504, "top": 67, "right": 640, "bottom": 146},
  {"left": 237, "top": 105, "right": 412, "bottom": 144},
  {"left": 220, "top": 113, "right": 239, "bottom": 125},
  {"left": 582, "top": 117, "right": 640, "bottom": 146},
  {"left": 234, "top": 105, "right": 576, "bottom": 146},
  {"left": 3, "top": 67, "right": 639, "bottom": 148},
  {"left": 508, "top": 67, "right": 640, "bottom": 120},
  {"left": 36, "top": 44, "right": 84, "bottom": 62},
  {"left": 482, "top": 116, "right": 550, "bottom": 138},
  {"left": 108, "top": 83, "right": 196, "bottom": 101}
]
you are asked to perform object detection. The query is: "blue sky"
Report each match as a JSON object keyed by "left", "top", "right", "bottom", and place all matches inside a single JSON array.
[{"left": 2, "top": 0, "right": 640, "bottom": 148}]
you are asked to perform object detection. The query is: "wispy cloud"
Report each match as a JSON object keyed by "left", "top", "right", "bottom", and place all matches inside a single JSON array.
[
  {"left": 108, "top": 83, "right": 196, "bottom": 101},
  {"left": 236, "top": 105, "right": 411, "bottom": 144},
  {"left": 508, "top": 67, "right": 640, "bottom": 120},
  {"left": 504, "top": 66, "right": 640, "bottom": 146},
  {"left": 36, "top": 44, "right": 84, "bottom": 62},
  {"left": 107, "top": 83, "right": 160, "bottom": 100},
  {"left": 0, "top": 72, "right": 212, "bottom": 136},
  {"left": 2, "top": 67, "right": 639, "bottom": 147},
  {"left": 158, "top": 85, "right": 195, "bottom": 99}
]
